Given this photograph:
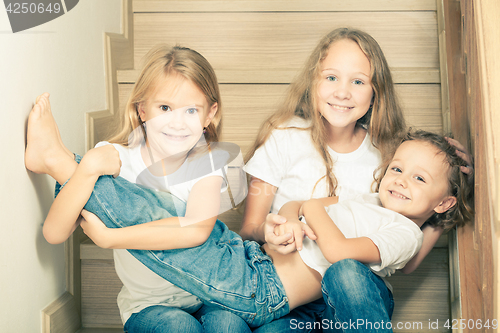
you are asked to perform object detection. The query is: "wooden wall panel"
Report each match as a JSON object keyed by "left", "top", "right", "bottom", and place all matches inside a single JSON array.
[
  {"left": 442, "top": 0, "right": 497, "bottom": 331},
  {"left": 118, "top": 67, "right": 441, "bottom": 85},
  {"left": 81, "top": 260, "right": 123, "bottom": 328},
  {"left": 133, "top": 12, "right": 439, "bottom": 82},
  {"left": 390, "top": 249, "right": 450, "bottom": 333},
  {"left": 398, "top": 84, "right": 443, "bottom": 134},
  {"left": 134, "top": 0, "right": 437, "bottom": 13}
]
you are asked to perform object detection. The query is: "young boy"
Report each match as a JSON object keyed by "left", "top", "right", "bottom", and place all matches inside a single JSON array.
[{"left": 275, "top": 130, "right": 471, "bottom": 279}]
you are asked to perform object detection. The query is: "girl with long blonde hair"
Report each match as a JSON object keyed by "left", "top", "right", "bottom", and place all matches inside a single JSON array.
[
  {"left": 241, "top": 27, "right": 434, "bottom": 332},
  {"left": 25, "top": 46, "right": 249, "bottom": 333}
]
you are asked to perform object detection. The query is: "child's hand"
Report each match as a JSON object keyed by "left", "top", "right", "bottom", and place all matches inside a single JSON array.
[
  {"left": 80, "top": 209, "right": 113, "bottom": 248},
  {"left": 445, "top": 137, "right": 474, "bottom": 174},
  {"left": 274, "top": 218, "right": 316, "bottom": 251},
  {"left": 264, "top": 213, "right": 316, "bottom": 254},
  {"left": 80, "top": 145, "right": 121, "bottom": 178}
]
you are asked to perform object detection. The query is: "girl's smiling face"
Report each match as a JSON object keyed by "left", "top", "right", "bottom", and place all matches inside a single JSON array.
[
  {"left": 316, "top": 39, "right": 373, "bottom": 134},
  {"left": 378, "top": 140, "right": 457, "bottom": 227},
  {"left": 138, "top": 73, "right": 217, "bottom": 161}
]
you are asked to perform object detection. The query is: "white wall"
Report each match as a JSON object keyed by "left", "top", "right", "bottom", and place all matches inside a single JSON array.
[{"left": 0, "top": 1, "right": 122, "bottom": 331}]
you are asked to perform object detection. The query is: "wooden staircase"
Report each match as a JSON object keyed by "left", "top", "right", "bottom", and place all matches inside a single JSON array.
[
  {"left": 75, "top": 0, "right": 457, "bottom": 332},
  {"left": 78, "top": 236, "right": 452, "bottom": 333}
]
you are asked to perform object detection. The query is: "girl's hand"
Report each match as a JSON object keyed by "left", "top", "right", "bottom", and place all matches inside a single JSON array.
[
  {"left": 80, "top": 145, "right": 121, "bottom": 178},
  {"left": 274, "top": 218, "right": 316, "bottom": 251},
  {"left": 445, "top": 137, "right": 474, "bottom": 174},
  {"left": 80, "top": 209, "right": 113, "bottom": 248},
  {"left": 264, "top": 213, "right": 316, "bottom": 254},
  {"left": 263, "top": 214, "right": 290, "bottom": 245}
]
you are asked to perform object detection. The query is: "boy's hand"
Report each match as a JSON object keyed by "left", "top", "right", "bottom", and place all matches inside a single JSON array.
[
  {"left": 80, "top": 209, "right": 113, "bottom": 249},
  {"left": 80, "top": 145, "right": 121, "bottom": 178}
]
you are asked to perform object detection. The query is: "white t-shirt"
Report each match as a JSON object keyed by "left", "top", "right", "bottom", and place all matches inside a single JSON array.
[
  {"left": 95, "top": 141, "right": 227, "bottom": 324},
  {"left": 298, "top": 193, "right": 423, "bottom": 278},
  {"left": 244, "top": 117, "right": 381, "bottom": 213}
]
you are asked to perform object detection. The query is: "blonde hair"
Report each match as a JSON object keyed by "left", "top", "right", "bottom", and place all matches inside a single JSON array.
[
  {"left": 107, "top": 45, "right": 222, "bottom": 146},
  {"left": 246, "top": 27, "right": 406, "bottom": 196}
]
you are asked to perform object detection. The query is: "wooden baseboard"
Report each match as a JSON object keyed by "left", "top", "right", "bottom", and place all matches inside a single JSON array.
[{"left": 42, "top": 292, "right": 81, "bottom": 333}]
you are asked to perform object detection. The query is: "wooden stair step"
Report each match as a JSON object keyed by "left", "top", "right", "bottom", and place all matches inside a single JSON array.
[
  {"left": 132, "top": 0, "right": 437, "bottom": 13},
  {"left": 118, "top": 67, "right": 441, "bottom": 85},
  {"left": 77, "top": 328, "right": 123, "bottom": 333},
  {"left": 81, "top": 233, "right": 449, "bottom": 261},
  {"left": 79, "top": 248, "right": 450, "bottom": 332}
]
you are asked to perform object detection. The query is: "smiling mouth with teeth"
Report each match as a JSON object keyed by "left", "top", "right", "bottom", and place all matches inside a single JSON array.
[
  {"left": 389, "top": 190, "right": 409, "bottom": 200},
  {"left": 328, "top": 103, "right": 352, "bottom": 111},
  {"left": 163, "top": 133, "right": 189, "bottom": 141}
]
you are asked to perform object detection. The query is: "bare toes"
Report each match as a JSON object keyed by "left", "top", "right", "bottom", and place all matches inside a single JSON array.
[{"left": 31, "top": 102, "right": 41, "bottom": 115}]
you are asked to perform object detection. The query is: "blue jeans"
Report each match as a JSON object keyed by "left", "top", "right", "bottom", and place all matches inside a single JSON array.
[
  {"left": 124, "top": 305, "right": 202, "bottom": 333},
  {"left": 124, "top": 304, "right": 251, "bottom": 333},
  {"left": 195, "top": 305, "right": 252, "bottom": 333},
  {"left": 321, "top": 259, "right": 394, "bottom": 333},
  {"left": 56, "top": 163, "right": 289, "bottom": 328},
  {"left": 253, "top": 299, "right": 325, "bottom": 333}
]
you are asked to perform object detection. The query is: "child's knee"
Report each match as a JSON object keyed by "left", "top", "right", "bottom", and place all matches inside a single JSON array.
[
  {"left": 325, "top": 259, "right": 367, "bottom": 281},
  {"left": 322, "top": 259, "right": 373, "bottom": 296},
  {"left": 199, "top": 309, "right": 250, "bottom": 333}
]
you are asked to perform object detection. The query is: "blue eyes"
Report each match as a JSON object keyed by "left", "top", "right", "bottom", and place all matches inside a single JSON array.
[
  {"left": 326, "top": 76, "right": 364, "bottom": 85},
  {"left": 391, "top": 167, "right": 426, "bottom": 182},
  {"left": 415, "top": 176, "right": 425, "bottom": 182},
  {"left": 159, "top": 105, "right": 198, "bottom": 114}
]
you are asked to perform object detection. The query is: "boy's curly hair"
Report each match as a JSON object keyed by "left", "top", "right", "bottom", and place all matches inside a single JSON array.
[{"left": 376, "top": 129, "right": 474, "bottom": 230}]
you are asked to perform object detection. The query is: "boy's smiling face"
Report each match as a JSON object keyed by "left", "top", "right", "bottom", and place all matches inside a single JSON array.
[{"left": 378, "top": 140, "right": 457, "bottom": 227}]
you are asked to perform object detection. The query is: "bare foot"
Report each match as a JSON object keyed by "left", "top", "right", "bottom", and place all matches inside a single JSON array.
[
  {"left": 25, "top": 93, "right": 75, "bottom": 182},
  {"left": 34, "top": 93, "right": 73, "bottom": 158}
]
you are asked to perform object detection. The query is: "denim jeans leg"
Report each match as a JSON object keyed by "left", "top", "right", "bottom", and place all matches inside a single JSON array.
[
  {"left": 56, "top": 168, "right": 288, "bottom": 327},
  {"left": 195, "top": 304, "right": 252, "bottom": 333},
  {"left": 253, "top": 298, "right": 325, "bottom": 333},
  {"left": 124, "top": 305, "right": 203, "bottom": 333},
  {"left": 321, "top": 259, "right": 394, "bottom": 333}
]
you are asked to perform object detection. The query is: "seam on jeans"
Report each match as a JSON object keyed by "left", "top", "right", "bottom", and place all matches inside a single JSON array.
[
  {"left": 146, "top": 250, "right": 259, "bottom": 302},
  {"left": 322, "top": 285, "right": 344, "bottom": 333},
  {"left": 321, "top": 284, "right": 335, "bottom": 309},
  {"left": 362, "top": 268, "right": 394, "bottom": 321},
  {"left": 207, "top": 300, "right": 257, "bottom": 320},
  {"left": 92, "top": 181, "right": 121, "bottom": 227}
]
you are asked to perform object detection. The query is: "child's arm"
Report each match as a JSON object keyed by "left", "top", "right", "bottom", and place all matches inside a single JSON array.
[
  {"left": 43, "top": 145, "right": 121, "bottom": 244},
  {"left": 270, "top": 200, "right": 317, "bottom": 251},
  {"left": 240, "top": 177, "right": 277, "bottom": 243},
  {"left": 400, "top": 224, "right": 444, "bottom": 274},
  {"left": 81, "top": 175, "right": 223, "bottom": 250},
  {"left": 300, "top": 198, "right": 381, "bottom": 264},
  {"left": 241, "top": 176, "right": 319, "bottom": 254}
]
